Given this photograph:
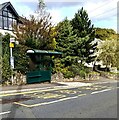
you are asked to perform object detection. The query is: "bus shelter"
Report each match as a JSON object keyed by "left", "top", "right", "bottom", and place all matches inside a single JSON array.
[{"left": 26, "top": 49, "right": 62, "bottom": 84}]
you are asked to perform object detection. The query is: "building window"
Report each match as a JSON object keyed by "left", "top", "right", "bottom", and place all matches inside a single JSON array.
[
  {"left": 8, "top": 12, "right": 12, "bottom": 17},
  {"left": 3, "top": 17, "right": 8, "bottom": 29},
  {"left": 0, "top": 11, "right": 2, "bottom": 15},
  {"left": 8, "top": 17, "right": 12, "bottom": 30},
  {"left": 0, "top": 16, "right": 2, "bottom": 28},
  {"left": 3, "top": 11, "right": 8, "bottom": 17},
  {"left": 13, "top": 19, "right": 16, "bottom": 25},
  {"left": 0, "top": 10, "right": 18, "bottom": 30}
]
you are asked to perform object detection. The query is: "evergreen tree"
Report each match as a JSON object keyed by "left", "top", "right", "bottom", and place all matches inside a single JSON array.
[
  {"left": 1, "top": 34, "right": 11, "bottom": 82},
  {"left": 55, "top": 18, "right": 77, "bottom": 67},
  {"left": 71, "top": 7, "right": 97, "bottom": 64}
]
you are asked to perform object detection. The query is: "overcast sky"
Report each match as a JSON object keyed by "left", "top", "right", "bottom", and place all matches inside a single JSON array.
[{"left": 0, "top": 0, "right": 118, "bottom": 32}]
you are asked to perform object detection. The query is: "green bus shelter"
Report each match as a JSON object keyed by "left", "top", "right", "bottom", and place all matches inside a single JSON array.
[{"left": 26, "top": 49, "right": 62, "bottom": 84}]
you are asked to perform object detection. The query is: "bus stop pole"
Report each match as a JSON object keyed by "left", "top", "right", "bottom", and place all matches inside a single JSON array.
[
  {"left": 10, "top": 47, "right": 14, "bottom": 84},
  {"left": 9, "top": 38, "right": 15, "bottom": 84}
]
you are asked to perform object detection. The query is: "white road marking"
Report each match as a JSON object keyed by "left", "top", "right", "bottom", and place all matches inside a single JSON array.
[
  {"left": 91, "top": 89, "right": 111, "bottom": 95},
  {"left": 14, "top": 94, "right": 86, "bottom": 108},
  {"left": 1, "top": 82, "right": 91, "bottom": 95},
  {"left": 78, "top": 94, "right": 86, "bottom": 97},
  {"left": 0, "top": 111, "right": 11, "bottom": 115},
  {"left": 0, "top": 86, "right": 55, "bottom": 94}
]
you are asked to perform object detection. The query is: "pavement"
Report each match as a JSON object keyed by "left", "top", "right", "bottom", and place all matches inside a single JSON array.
[{"left": 0, "top": 76, "right": 117, "bottom": 94}]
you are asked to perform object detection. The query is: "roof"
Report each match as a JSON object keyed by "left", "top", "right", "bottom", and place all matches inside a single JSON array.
[
  {"left": 0, "top": 2, "right": 19, "bottom": 17},
  {"left": 26, "top": 49, "right": 62, "bottom": 56},
  {"left": 0, "top": 2, "right": 8, "bottom": 10}
]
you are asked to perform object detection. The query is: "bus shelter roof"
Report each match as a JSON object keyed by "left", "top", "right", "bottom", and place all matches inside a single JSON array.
[{"left": 26, "top": 49, "right": 62, "bottom": 56}]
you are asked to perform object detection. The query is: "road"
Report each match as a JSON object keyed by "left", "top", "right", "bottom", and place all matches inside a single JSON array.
[{"left": 0, "top": 81, "right": 118, "bottom": 119}]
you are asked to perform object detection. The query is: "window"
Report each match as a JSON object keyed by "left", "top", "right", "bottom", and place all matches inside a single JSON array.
[
  {"left": 8, "top": 18, "right": 12, "bottom": 30},
  {"left": 0, "top": 16, "right": 2, "bottom": 28},
  {"left": 0, "top": 11, "right": 2, "bottom": 15},
  {"left": 8, "top": 12, "right": 12, "bottom": 17},
  {"left": 0, "top": 7, "right": 18, "bottom": 30},
  {"left": 3, "top": 11, "right": 7, "bottom": 17},
  {"left": 13, "top": 19, "right": 16, "bottom": 25},
  {"left": 3, "top": 17, "right": 8, "bottom": 29}
]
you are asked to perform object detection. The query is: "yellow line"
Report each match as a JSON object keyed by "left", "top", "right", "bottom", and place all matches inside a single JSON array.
[
  {"left": 14, "top": 102, "right": 30, "bottom": 107},
  {"left": 0, "top": 87, "right": 73, "bottom": 97},
  {"left": 14, "top": 94, "right": 87, "bottom": 108}
]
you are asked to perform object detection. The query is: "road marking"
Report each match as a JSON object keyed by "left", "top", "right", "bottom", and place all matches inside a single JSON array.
[
  {"left": 59, "top": 90, "right": 77, "bottom": 94},
  {"left": 0, "top": 86, "right": 76, "bottom": 97},
  {"left": 91, "top": 89, "right": 111, "bottom": 95},
  {"left": 0, "top": 85, "right": 77, "bottom": 94},
  {"left": 0, "top": 111, "right": 11, "bottom": 115},
  {"left": 0, "top": 86, "right": 53, "bottom": 94},
  {"left": 78, "top": 94, "right": 86, "bottom": 97},
  {"left": 14, "top": 94, "right": 87, "bottom": 108},
  {"left": 24, "top": 92, "right": 65, "bottom": 99}
]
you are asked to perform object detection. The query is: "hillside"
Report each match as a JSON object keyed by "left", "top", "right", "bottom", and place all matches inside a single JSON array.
[{"left": 94, "top": 27, "right": 117, "bottom": 40}]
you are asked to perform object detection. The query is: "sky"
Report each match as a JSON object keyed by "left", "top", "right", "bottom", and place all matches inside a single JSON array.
[{"left": 0, "top": 0, "right": 118, "bottom": 32}]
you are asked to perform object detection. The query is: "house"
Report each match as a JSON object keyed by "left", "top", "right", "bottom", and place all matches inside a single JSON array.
[{"left": 0, "top": 2, "right": 22, "bottom": 35}]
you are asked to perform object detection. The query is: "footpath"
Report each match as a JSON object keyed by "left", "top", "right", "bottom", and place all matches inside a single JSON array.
[{"left": 0, "top": 76, "right": 117, "bottom": 94}]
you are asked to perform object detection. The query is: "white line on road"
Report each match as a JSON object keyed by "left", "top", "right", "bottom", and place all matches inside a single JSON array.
[
  {"left": 91, "top": 89, "right": 111, "bottom": 95},
  {"left": 14, "top": 96, "right": 79, "bottom": 108},
  {"left": 0, "top": 111, "right": 11, "bottom": 115},
  {"left": 0, "top": 86, "right": 54, "bottom": 94},
  {"left": 14, "top": 94, "right": 86, "bottom": 108}
]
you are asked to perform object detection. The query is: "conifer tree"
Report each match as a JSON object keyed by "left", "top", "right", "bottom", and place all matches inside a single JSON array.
[
  {"left": 71, "top": 7, "right": 97, "bottom": 64},
  {"left": 55, "top": 18, "right": 77, "bottom": 67}
]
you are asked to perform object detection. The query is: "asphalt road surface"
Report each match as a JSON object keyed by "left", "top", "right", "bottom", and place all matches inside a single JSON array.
[{"left": 0, "top": 81, "right": 118, "bottom": 119}]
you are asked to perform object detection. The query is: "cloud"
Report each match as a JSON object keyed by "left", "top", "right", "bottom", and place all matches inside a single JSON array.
[
  {"left": 48, "top": 9, "right": 62, "bottom": 25},
  {"left": 0, "top": 0, "right": 117, "bottom": 31},
  {"left": 0, "top": 0, "right": 36, "bottom": 18},
  {"left": 86, "top": 0, "right": 117, "bottom": 20},
  {"left": 47, "top": 4, "right": 83, "bottom": 25},
  {"left": 46, "top": 2, "right": 82, "bottom": 9},
  {"left": 83, "top": 0, "right": 117, "bottom": 31}
]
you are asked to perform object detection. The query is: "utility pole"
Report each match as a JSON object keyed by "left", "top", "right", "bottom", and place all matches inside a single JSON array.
[{"left": 9, "top": 38, "right": 15, "bottom": 84}]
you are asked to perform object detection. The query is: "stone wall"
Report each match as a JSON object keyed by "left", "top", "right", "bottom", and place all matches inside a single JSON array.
[
  {"left": 13, "top": 71, "right": 26, "bottom": 85},
  {"left": 100, "top": 72, "right": 118, "bottom": 80},
  {"left": 51, "top": 72, "right": 100, "bottom": 82}
]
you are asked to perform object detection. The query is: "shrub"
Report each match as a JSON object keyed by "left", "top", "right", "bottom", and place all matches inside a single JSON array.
[
  {"left": 2, "top": 33, "right": 12, "bottom": 83},
  {"left": 79, "top": 70, "right": 86, "bottom": 79}
]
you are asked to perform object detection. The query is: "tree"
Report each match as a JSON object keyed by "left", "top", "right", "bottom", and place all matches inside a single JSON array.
[
  {"left": 12, "top": 0, "right": 57, "bottom": 75},
  {"left": 55, "top": 18, "right": 77, "bottom": 67},
  {"left": 71, "top": 7, "right": 97, "bottom": 64},
  {"left": 97, "top": 39, "right": 117, "bottom": 70},
  {"left": 54, "top": 18, "right": 90, "bottom": 78},
  {"left": 1, "top": 34, "right": 11, "bottom": 82},
  {"left": 116, "top": 36, "right": 119, "bottom": 70},
  {"left": 13, "top": 0, "right": 56, "bottom": 50},
  {"left": 94, "top": 27, "right": 117, "bottom": 41}
]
